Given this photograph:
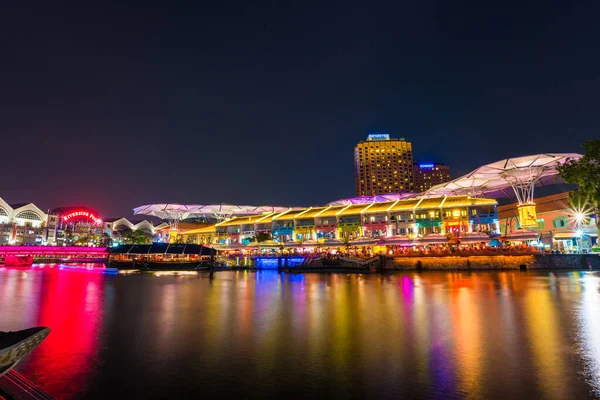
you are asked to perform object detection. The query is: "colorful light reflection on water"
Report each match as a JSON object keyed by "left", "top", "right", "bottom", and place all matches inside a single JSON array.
[{"left": 0, "top": 266, "right": 599, "bottom": 399}]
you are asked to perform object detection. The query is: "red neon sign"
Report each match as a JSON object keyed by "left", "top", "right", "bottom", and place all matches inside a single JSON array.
[{"left": 62, "top": 211, "right": 102, "bottom": 225}]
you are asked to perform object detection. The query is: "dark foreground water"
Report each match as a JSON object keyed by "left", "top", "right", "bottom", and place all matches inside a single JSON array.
[{"left": 1, "top": 266, "right": 600, "bottom": 399}]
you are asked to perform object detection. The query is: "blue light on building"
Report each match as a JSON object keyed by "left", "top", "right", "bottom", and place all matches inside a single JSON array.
[
  {"left": 367, "top": 133, "right": 390, "bottom": 141},
  {"left": 254, "top": 257, "right": 306, "bottom": 269}
]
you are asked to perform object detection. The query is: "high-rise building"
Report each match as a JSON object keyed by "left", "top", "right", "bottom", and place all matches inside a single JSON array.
[
  {"left": 412, "top": 162, "right": 451, "bottom": 192},
  {"left": 355, "top": 133, "right": 414, "bottom": 196}
]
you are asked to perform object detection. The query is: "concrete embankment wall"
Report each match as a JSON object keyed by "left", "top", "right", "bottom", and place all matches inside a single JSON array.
[{"left": 385, "top": 254, "right": 600, "bottom": 270}]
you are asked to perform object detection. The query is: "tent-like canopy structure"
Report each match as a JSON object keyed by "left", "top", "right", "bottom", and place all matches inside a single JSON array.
[
  {"left": 328, "top": 192, "right": 417, "bottom": 206},
  {"left": 134, "top": 154, "right": 582, "bottom": 230},
  {"left": 133, "top": 204, "right": 296, "bottom": 229},
  {"left": 421, "top": 153, "right": 582, "bottom": 202},
  {"left": 328, "top": 153, "right": 581, "bottom": 206}
]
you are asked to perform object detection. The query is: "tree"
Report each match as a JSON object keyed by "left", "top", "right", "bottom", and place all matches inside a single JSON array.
[
  {"left": 130, "top": 229, "right": 153, "bottom": 244},
  {"left": 117, "top": 227, "right": 153, "bottom": 244},
  {"left": 557, "top": 139, "right": 600, "bottom": 238},
  {"left": 63, "top": 228, "right": 74, "bottom": 245}
]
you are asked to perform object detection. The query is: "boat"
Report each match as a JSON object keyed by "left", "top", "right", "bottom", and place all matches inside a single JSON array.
[
  {"left": 108, "top": 259, "right": 136, "bottom": 269},
  {"left": 109, "top": 243, "right": 217, "bottom": 270},
  {"left": 3, "top": 255, "right": 33, "bottom": 267},
  {"left": 0, "top": 326, "right": 50, "bottom": 378},
  {"left": 60, "top": 257, "right": 107, "bottom": 264},
  {"left": 136, "top": 260, "right": 205, "bottom": 270}
]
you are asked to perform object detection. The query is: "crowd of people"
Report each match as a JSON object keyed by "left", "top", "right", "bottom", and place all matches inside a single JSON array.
[
  {"left": 217, "top": 242, "right": 538, "bottom": 260},
  {"left": 387, "top": 242, "right": 537, "bottom": 256}
]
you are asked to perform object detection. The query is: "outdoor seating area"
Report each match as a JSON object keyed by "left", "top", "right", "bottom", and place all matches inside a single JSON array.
[{"left": 209, "top": 230, "right": 542, "bottom": 262}]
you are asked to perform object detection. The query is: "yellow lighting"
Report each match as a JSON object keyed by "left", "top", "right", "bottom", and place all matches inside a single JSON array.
[
  {"left": 154, "top": 271, "right": 199, "bottom": 276},
  {"left": 518, "top": 204, "right": 538, "bottom": 228}
]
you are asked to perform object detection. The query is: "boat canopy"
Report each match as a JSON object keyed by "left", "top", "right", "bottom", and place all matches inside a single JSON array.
[{"left": 110, "top": 244, "right": 216, "bottom": 255}]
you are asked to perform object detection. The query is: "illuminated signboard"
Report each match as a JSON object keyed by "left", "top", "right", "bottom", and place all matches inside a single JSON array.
[
  {"left": 517, "top": 204, "right": 537, "bottom": 228},
  {"left": 367, "top": 133, "right": 390, "bottom": 141},
  {"left": 63, "top": 211, "right": 102, "bottom": 225},
  {"left": 419, "top": 164, "right": 434, "bottom": 169}
]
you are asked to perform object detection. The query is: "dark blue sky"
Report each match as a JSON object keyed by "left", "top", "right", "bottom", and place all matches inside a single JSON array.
[{"left": 1, "top": 1, "right": 598, "bottom": 217}]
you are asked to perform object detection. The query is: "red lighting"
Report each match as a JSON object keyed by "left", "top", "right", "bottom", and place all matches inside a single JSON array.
[
  {"left": 0, "top": 246, "right": 108, "bottom": 258},
  {"left": 62, "top": 210, "right": 102, "bottom": 225}
]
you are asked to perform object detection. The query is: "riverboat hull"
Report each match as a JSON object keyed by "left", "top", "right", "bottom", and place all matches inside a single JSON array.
[
  {"left": 2, "top": 255, "right": 33, "bottom": 267},
  {"left": 136, "top": 261, "right": 208, "bottom": 270},
  {"left": 108, "top": 259, "right": 136, "bottom": 269},
  {"left": 0, "top": 327, "right": 50, "bottom": 378}
]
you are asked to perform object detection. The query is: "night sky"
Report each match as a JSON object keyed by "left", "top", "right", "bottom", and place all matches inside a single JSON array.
[{"left": 2, "top": 1, "right": 599, "bottom": 218}]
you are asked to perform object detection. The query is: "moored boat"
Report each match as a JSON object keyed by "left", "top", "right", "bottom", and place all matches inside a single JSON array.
[
  {"left": 108, "top": 259, "right": 136, "bottom": 269},
  {"left": 60, "top": 257, "right": 108, "bottom": 264},
  {"left": 0, "top": 326, "right": 50, "bottom": 378},
  {"left": 3, "top": 255, "right": 33, "bottom": 267},
  {"left": 109, "top": 243, "right": 217, "bottom": 270},
  {"left": 136, "top": 260, "right": 205, "bottom": 270}
]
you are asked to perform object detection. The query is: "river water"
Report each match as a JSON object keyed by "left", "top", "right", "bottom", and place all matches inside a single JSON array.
[{"left": 1, "top": 265, "right": 599, "bottom": 399}]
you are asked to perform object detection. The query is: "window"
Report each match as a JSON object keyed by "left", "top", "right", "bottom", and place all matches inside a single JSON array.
[
  {"left": 16, "top": 211, "right": 42, "bottom": 221},
  {"left": 537, "top": 218, "right": 545, "bottom": 229},
  {"left": 552, "top": 217, "right": 568, "bottom": 228}
]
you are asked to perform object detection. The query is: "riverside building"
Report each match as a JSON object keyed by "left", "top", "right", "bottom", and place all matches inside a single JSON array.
[
  {"left": 355, "top": 133, "right": 414, "bottom": 196},
  {"left": 0, "top": 197, "right": 158, "bottom": 246},
  {"left": 498, "top": 192, "right": 598, "bottom": 253},
  {"left": 413, "top": 162, "right": 451, "bottom": 192},
  {"left": 179, "top": 195, "right": 500, "bottom": 245},
  {"left": 165, "top": 154, "right": 581, "bottom": 248}
]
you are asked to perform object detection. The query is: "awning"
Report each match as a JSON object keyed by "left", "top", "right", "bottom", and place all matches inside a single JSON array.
[
  {"left": 349, "top": 236, "right": 378, "bottom": 245},
  {"left": 380, "top": 235, "right": 412, "bottom": 245},
  {"left": 552, "top": 232, "right": 580, "bottom": 240}
]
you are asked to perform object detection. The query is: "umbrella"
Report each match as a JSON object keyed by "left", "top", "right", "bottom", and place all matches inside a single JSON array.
[
  {"left": 220, "top": 243, "right": 247, "bottom": 250},
  {"left": 380, "top": 235, "right": 413, "bottom": 246},
  {"left": 299, "top": 239, "right": 320, "bottom": 247},
  {"left": 489, "top": 239, "right": 502, "bottom": 247},
  {"left": 349, "top": 236, "right": 378, "bottom": 245},
  {"left": 458, "top": 232, "right": 491, "bottom": 244},
  {"left": 322, "top": 238, "right": 345, "bottom": 247},
  {"left": 414, "top": 233, "right": 450, "bottom": 245},
  {"left": 503, "top": 229, "right": 538, "bottom": 242},
  {"left": 250, "top": 240, "right": 283, "bottom": 248}
]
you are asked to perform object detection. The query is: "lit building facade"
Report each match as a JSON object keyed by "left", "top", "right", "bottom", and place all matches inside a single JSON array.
[
  {"left": 498, "top": 192, "right": 598, "bottom": 252},
  {"left": 0, "top": 198, "right": 49, "bottom": 245},
  {"left": 50, "top": 207, "right": 113, "bottom": 246},
  {"left": 0, "top": 197, "right": 157, "bottom": 246},
  {"left": 355, "top": 133, "right": 414, "bottom": 196},
  {"left": 413, "top": 163, "right": 451, "bottom": 192},
  {"left": 182, "top": 195, "right": 499, "bottom": 245}
]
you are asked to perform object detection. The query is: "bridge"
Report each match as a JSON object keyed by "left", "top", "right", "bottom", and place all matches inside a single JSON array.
[{"left": 0, "top": 246, "right": 108, "bottom": 263}]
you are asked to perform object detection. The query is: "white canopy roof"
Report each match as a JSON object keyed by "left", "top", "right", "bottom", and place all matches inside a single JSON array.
[
  {"left": 133, "top": 204, "right": 293, "bottom": 221},
  {"left": 421, "top": 153, "right": 582, "bottom": 202}
]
